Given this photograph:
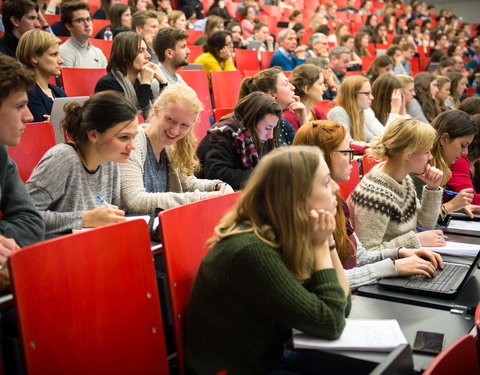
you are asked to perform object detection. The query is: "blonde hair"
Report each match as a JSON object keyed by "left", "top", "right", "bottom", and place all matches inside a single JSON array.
[
  {"left": 167, "top": 10, "right": 185, "bottom": 27},
  {"left": 337, "top": 75, "right": 369, "bottom": 142},
  {"left": 372, "top": 117, "right": 436, "bottom": 161},
  {"left": 152, "top": 85, "right": 204, "bottom": 176},
  {"left": 396, "top": 74, "right": 414, "bottom": 89},
  {"left": 16, "top": 30, "right": 61, "bottom": 68},
  {"left": 207, "top": 146, "right": 325, "bottom": 281}
]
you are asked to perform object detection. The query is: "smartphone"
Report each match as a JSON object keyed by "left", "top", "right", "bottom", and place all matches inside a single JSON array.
[{"left": 412, "top": 331, "right": 444, "bottom": 355}]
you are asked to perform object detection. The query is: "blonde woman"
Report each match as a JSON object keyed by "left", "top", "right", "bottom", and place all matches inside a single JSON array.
[
  {"left": 186, "top": 146, "right": 350, "bottom": 374},
  {"left": 327, "top": 75, "right": 403, "bottom": 154},
  {"left": 120, "top": 85, "right": 232, "bottom": 214},
  {"left": 348, "top": 118, "right": 445, "bottom": 251},
  {"left": 396, "top": 75, "right": 416, "bottom": 107}
]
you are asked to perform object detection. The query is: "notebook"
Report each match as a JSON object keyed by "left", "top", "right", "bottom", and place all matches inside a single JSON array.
[
  {"left": 49, "top": 96, "right": 89, "bottom": 143},
  {"left": 377, "top": 251, "right": 480, "bottom": 298}
]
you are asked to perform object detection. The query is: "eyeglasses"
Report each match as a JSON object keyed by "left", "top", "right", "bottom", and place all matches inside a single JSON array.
[
  {"left": 71, "top": 16, "right": 93, "bottom": 24},
  {"left": 335, "top": 149, "right": 355, "bottom": 161},
  {"left": 356, "top": 91, "right": 372, "bottom": 96}
]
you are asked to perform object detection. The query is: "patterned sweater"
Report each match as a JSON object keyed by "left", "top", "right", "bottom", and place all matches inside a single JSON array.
[{"left": 347, "top": 163, "right": 442, "bottom": 250}]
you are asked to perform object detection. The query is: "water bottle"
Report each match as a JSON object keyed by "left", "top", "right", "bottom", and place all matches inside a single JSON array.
[{"left": 104, "top": 27, "right": 113, "bottom": 41}]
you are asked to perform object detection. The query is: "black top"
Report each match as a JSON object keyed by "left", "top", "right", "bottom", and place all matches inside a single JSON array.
[
  {"left": 28, "top": 83, "right": 67, "bottom": 123},
  {"left": 0, "top": 30, "right": 19, "bottom": 58},
  {"left": 93, "top": 9, "right": 107, "bottom": 20}
]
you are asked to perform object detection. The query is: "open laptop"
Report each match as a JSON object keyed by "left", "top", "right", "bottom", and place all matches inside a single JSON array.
[
  {"left": 49, "top": 96, "right": 89, "bottom": 143},
  {"left": 442, "top": 214, "right": 480, "bottom": 237},
  {"left": 378, "top": 251, "right": 480, "bottom": 298}
]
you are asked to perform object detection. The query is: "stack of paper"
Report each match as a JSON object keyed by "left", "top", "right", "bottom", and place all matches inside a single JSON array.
[
  {"left": 424, "top": 241, "right": 480, "bottom": 257},
  {"left": 293, "top": 319, "right": 407, "bottom": 352},
  {"left": 448, "top": 220, "right": 480, "bottom": 232}
]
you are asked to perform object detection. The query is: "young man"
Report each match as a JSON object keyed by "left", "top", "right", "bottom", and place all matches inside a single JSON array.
[
  {"left": 132, "top": 10, "right": 160, "bottom": 64},
  {"left": 0, "top": 0, "right": 40, "bottom": 58},
  {"left": 59, "top": 0, "right": 107, "bottom": 68},
  {"left": 0, "top": 54, "right": 44, "bottom": 265},
  {"left": 269, "top": 29, "right": 306, "bottom": 71},
  {"left": 153, "top": 27, "right": 190, "bottom": 86},
  {"left": 400, "top": 42, "right": 416, "bottom": 75}
]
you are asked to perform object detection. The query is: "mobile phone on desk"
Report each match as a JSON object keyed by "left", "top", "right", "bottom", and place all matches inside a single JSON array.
[{"left": 412, "top": 331, "right": 444, "bottom": 355}]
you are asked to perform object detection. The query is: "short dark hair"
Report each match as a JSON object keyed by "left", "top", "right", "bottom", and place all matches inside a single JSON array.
[
  {"left": 107, "top": 31, "right": 143, "bottom": 75},
  {"left": 153, "top": 27, "right": 188, "bottom": 62},
  {"left": 131, "top": 10, "right": 158, "bottom": 30},
  {"left": 0, "top": 55, "right": 35, "bottom": 105},
  {"left": 61, "top": 0, "right": 90, "bottom": 25},
  {"left": 204, "top": 30, "right": 230, "bottom": 60},
  {"left": 2, "top": 0, "right": 38, "bottom": 32}
]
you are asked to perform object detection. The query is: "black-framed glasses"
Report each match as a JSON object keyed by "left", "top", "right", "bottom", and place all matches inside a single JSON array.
[
  {"left": 71, "top": 16, "right": 92, "bottom": 24},
  {"left": 356, "top": 91, "right": 372, "bottom": 96},
  {"left": 335, "top": 149, "right": 355, "bottom": 161}
]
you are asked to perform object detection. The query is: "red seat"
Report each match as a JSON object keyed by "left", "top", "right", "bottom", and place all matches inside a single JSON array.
[
  {"left": 8, "top": 122, "right": 56, "bottom": 183},
  {"left": 185, "top": 29, "right": 204, "bottom": 45},
  {"left": 242, "top": 70, "right": 260, "bottom": 77},
  {"left": 234, "top": 49, "right": 261, "bottom": 72},
  {"left": 10, "top": 220, "right": 169, "bottom": 375},
  {"left": 360, "top": 154, "right": 383, "bottom": 177},
  {"left": 178, "top": 70, "right": 213, "bottom": 143},
  {"left": 211, "top": 70, "right": 243, "bottom": 109},
  {"left": 61, "top": 67, "right": 107, "bottom": 96},
  {"left": 159, "top": 193, "right": 242, "bottom": 375},
  {"left": 187, "top": 45, "right": 204, "bottom": 63},
  {"left": 422, "top": 334, "right": 480, "bottom": 375},
  {"left": 89, "top": 38, "right": 113, "bottom": 60},
  {"left": 260, "top": 50, "right": 274, "bottom": 70},
  {"left": 43, "top": 14, "right": 60, "bottom": 25},
  {"left": 466, "top": 87, "right": 476, "bottom": 97},
  {"left": 213, "top": 107, "right": 233, "bottom": 122},
  {"left": 338, "top": 159, "right": 360, "bottom": 200},
  {"left": 92, "top": 19, "right": 110, "bottom": 38},
  {"left": 314, "top": 100, "right": 334, "bottom": 115},
  {"left": 361, "top": 56, "right": 376, "bottom": 73}
]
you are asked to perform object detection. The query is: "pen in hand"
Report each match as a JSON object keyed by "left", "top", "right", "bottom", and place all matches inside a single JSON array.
[
  {"left": 416, "top": 226, "right": 448, "bottom": 239},
  {"left": 96, "top": 195, "right": 111, "bottom": 208},
  {"left": 444, "top": 190, "right": 458, "bottom": 196}
]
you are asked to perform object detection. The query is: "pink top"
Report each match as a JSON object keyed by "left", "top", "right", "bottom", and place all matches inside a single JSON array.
[
  {"left": 446, "top": 155, "right": 480, "bottom": 205},
  {"left": 240, "top": 19, "right": 254, "bottom": 38},
  {"left": 282, "top": 105, "right": 327, "bottom": 131}
]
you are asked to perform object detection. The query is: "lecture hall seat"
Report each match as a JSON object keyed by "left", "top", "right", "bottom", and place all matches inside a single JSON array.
[
  {"left": 338, "top": 159, "right": 361, "bottom": 200},
  {"left": 61, "top": 67, "right": 107, "bottom": 97},
  {"left": 211, "top": 70, "right": 243, "bottom": 109},
  {"left": 9, "top": 220, "right": 169, "bottom": 375},
  {"left": 159, "top": 192, "right": 242, "bottom": 375},
  {"left": 234, "top": 49, "right": 261, "bottom": 72}
]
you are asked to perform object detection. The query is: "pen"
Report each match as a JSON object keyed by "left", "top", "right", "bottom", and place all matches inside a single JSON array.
[
  {"left": 416, "top": 227, "right": 448, "bottom": 239},
  {"left": 220, "top": 183, "right": 227, "bottom": 194},
  {"left": 96, "top": 195, "right": 110, "bottom": 209},
  {"left": 444, "top": 190, "right": 459, "bottom": 196}
]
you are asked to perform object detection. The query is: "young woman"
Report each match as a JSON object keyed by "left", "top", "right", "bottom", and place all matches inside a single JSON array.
[
  {"left": 448, "top": 114, "right": 480, "bottom": 204},
  {"left": 226, "top": 22, "right": 246, "bottom": 49},
  {"left": 186, "top": 146, "right": 350, "bottom": 375},
  {"left": 348, "top": 118, "right": 446, "bottom": 250},
  {"left": 194, "top": 31, "right": 237, "bottom": 79},
  {"left": 16, "top": 30, "right": 66, "bottom": 123},
  {"left": 371, "top": 73, "right": 406, "bottom": 125},
  {"left": 339, "top": 34, "right": 362, "bottom": 67},
  {"left": 95, "top": 31, "right": 167, "bottom": 119},
  {"left": 194, "top": 15, "right": 225, "bottom": 46},
  {"left": 196, "top": 92, "right": 282, "bottom": 190},
  {"left": 95, "top": 3, "right": 132, "bottom": 39},
  {"left": 327, "top": 75, "right": 403, "bottom": 154},
  {"left": 285, "top": 64, "right": 327, "bottom": 130},
  {"left": 129, "top": 0, "right": 153, "bottom": 14},
  {"left": 435, "top": 75, "right": 451, "bottom": 112},
  {"left": 293, "top": 120, "right": 443, "bottom": 288},
  {"left": 417, "top": 110, "right": 480, "bottom": 218},
  {"left": 328, "top": 23, "right": 348, "bottom": 47},
  {"left": 372, "top": 22, "right": 388, "bottom": 45},
  {"left": 167, "top": 10, "right": 187, "bottom": 30},
  {"left": 239, "top": 67, "right": 307, "bottom": 145},
  {"left": 397, "top": 75, "right": 416, "bottom": 108},
  {"left": 120, "top": 85, "right": 231, "bottom": 214},
  {"left": 445, "top": 72, "right": 468, "bottom": 110},
  {"left": 354, "top": 32, "right": 371, "bottom": 57},
  {"left": 407, "top": 73, "right": 441, "bottom": 124},
  {"left": 26, "top": 91, "right": 138, "bottom": 235},
  {"left": 365, "top": 55, "right": 394, "bottom": 84},
  {"left": 240, "top": 5, "right": 257, "bottom": 39},
  {"left": 93, "top": 0, "right": 123, "bottom": 19},
  {"left": 359, "top": 14, "right": 378, "bottom": 37}
]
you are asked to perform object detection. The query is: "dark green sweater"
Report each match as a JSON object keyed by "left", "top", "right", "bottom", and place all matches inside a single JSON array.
[{"left": 185, "top": 230, "right": 351, "bottom": 375}]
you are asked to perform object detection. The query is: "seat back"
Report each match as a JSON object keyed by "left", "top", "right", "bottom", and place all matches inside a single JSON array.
[
  {"left": 92, "top": 19, "right": 110, "bottom": 37},
  {"left": 185, "top": 29, "right": 204, "bottom": 44},
  {"left": 8, "top": 121, "right": 56, "bottom": 183},
  {"left": 213, "top": 108, "right": 233, "bottom": 122},
  {"left": 314, "top": 100, "right": 334, "bottom": 115},
  {"left": 338, "top": 159, "right": 360, "bottom": 200},
  {"left": 369, "top": 344, "right": 414, "bottom": 375},
  {"left": 211, "top": 70, "right": 243, "bottom": 109},
  {"left": 360, "top": 155, "right": 383, "bottom": 177},
  {"left": 422, "top": 334, "right": 480, "bottom": 375},
  {"left": 9, "top": 220, "right": 169, "bottom": 375},
  {"left": 89, "top": 38, "right": 113, "bottom": 60},
  {"left": 234, "top": 49, "right": 261, "bottom": 72},
  {"left": 187, "top": 45, "right": 204, "bottom": 63},
  {"left": 260, "top": 50, "right": 274, "bottom": 70},
  {"left": 61, "top": 67, "right": 107, "bottom": 96},
  {"left": 159, "top": 193, "right": 242, "bottom": 375}
]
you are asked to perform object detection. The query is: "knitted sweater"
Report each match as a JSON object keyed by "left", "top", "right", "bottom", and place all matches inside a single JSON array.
[
  {"left": 185, "top": 230, "right": 351, "bottom": 375},
  {"left": 119, "top": 126, "right": 221, "bottom": 215},
  {"left": 347, "top": 163, "right": 442, "bottom": 250},
  {"left": 26, "top": 143, "right": 121, "bottom": 234}
]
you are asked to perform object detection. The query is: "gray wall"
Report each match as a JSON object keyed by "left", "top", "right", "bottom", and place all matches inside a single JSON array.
[{"left": 426, "top": 0, "right": 480, "bottom": 24}]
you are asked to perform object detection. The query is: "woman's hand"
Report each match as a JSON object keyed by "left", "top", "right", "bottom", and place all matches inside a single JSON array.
[
  {"left": 390, "top": 88, "right": 403, "bottom": 114},
  {"left": 462, "top": 204, "right": 480, "bottom": 219},
  {"left": 216, "top": 183, "right": 234, "bottom": 194},
  {"left": 443, "top": 188, "right": 474, "bottom": 214},
  {"left": 218, "top": 46, "right": 233, "bottom": 61},
  {"left": 398, "top": 247, "right": 444, "bottom": 270},
  {"left": 288, "top": 95, "right": 308, "bottom": 125},
  {"left": 415, "top": 230, "right": 446, "bottom": 247},
  {"left": 414, "top": 164, "right": 443, "bottom": 190},
  {"left": 309, "top": 209, "right": 336, "bottom": 247},
  {"left": 140, "top": 64, "right": 156, "bottom": 85},
  {"left": 0, "top": 235, "right": 19, "bottom": 268},
  {"left": 82, "top": 205, "right": 126, "bottom": 228},
  {"left": 146, "top": 62, "right": 168, "bottom": 84},
  {"left": 394, "top": 255, "right": 438, "bottom": 278}
]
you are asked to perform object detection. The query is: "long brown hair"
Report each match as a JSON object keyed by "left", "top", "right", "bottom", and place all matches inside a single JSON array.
[
  {"left": 414, "top": 73, "right": 441, "bottom": 123},
  {"left": 292, "top": 120, "right": 355, "bottom": 265},
  {"left": 371, "top": 73, "right": 402, "bottom": 125}
]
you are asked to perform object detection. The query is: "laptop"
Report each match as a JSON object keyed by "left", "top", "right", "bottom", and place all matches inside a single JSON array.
[
  {"left": 49, "top": 96, "right": 89, "bottom": 143},
  {"left": 442, "top": 214, "right": 480, "bottom": 238},
  {"left": 378, "top": 251, "right": 480, "bottom": 298}
]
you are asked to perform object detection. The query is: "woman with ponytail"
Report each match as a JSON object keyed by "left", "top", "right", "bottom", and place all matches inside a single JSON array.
[
  {"left": 293, "top": 120, "right": 443, "bottom": 289},
  {"left": 26, "top": 91, "right": 138, "bottom": 234}
]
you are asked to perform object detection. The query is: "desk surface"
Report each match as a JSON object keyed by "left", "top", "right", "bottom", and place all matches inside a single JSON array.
[{"left": 331, "top": 295, "right": 475, "bottom": 373}]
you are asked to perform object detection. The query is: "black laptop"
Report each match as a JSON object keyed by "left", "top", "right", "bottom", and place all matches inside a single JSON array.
[{"left": 378, "top": 251, "right": 480, "bottom": 298}]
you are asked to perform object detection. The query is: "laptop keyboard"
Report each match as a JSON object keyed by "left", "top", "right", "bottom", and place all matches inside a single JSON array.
[{"left": 405, "top": 263, "right": 462, "bottom": 291}]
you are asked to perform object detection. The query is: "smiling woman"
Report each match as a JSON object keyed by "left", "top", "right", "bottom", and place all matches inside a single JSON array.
[
  {"left": 16, "top": 30, "right": 67, "bottom": 123},
  {"left": 120, "top": 84, "right": 232, "bottom": 215},
  {"left": 26, "top": 91, "right": 138, "bottom": 234}
]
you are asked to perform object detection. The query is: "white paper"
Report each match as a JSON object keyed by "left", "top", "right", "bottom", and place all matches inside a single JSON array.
[
  {"left": 424, "top": 241, "right": 480, "bottom": 257},
  {"left": 448, "top": 220, "right": 480, "bottom": 232},
  {"left": 293, "top": 319, "right": 407, "bottom": 352}
]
